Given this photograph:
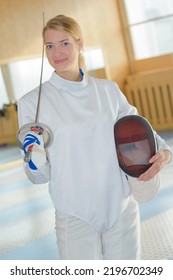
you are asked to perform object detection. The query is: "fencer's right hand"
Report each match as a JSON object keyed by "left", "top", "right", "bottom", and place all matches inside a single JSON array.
[{"left": 23, "top": 131, "right": 47, "bottom": 170}]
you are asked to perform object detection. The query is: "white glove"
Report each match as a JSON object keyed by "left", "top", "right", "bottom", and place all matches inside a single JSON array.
[
  {"left": 127, "top": 174, "right": 160, "bottom": 203},
  {"left": 23, "top": 131, "right": 47, "bottom": 170}
]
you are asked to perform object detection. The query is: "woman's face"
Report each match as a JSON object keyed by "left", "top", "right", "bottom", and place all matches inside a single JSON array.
[{"left": 44, "top": 29, "right": 83, "bottom": 80}]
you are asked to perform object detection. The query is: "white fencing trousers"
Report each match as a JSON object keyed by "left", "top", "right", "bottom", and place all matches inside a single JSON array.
[{"left": 55, "top": 196, "right": 141, "bottom": 260}]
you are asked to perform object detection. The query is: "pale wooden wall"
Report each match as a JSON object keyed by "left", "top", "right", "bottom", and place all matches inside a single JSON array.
[
  {"left": 0, "top": 0, "right": 129, "bottom": 89},
  {"left": 0, "top": 104, "right": 18, "bottom": 145}
]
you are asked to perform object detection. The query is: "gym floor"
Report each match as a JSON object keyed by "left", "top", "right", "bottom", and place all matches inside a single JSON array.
[{"left": 0, "top": 131, "right": 173, "bottom": 260}]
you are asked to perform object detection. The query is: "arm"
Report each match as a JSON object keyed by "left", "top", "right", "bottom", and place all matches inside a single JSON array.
[
  {"left": 17, "top": 96, "right": 50, "bottom": 184},
  {"left": 127, "top": 131, "right": 172, "bottom": 202},
  {"left": 113, "top": 83, "right": 172, "bottom": 201},
  {"left": 114, "top": 83, "right": 172, "bottom": 181},
  {"left": 138, "top": 149, "right": 172, "bottom": 181},
  {"left": 138, "top": 131, "right": 172, "bottom": 181}
]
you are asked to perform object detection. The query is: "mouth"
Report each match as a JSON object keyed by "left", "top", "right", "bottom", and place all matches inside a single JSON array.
[{"left": 54, "top": 58, "right": 67, "bottom": 64}]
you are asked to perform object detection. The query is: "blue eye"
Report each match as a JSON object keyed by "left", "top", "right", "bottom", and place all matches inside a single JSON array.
[
  {"left": 62, "top": 41, "right": 70, "bottom": 47},
  {"left": 46, "top": 44, "right": 53, "bottom": 49}
]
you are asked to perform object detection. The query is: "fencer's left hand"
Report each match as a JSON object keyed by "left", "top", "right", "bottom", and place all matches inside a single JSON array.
[{"left": 138, "top": 149, "right": 172, "bottom": 181}]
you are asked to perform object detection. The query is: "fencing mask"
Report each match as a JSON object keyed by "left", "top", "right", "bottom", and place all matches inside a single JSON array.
[{"left": 114, "top": 115, "right": 156, "bottom": 178}]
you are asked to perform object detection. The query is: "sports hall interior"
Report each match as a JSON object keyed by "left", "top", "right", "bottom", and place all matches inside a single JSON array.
[{"left": 0, "top": 0, "right": 173, "bottom": 260}]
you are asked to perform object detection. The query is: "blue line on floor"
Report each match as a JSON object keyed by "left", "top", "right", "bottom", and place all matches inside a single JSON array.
[
  {"left": 0, "top": 166, "right": 23, "bottom": 178},
  {"left": 139, "top": 183, "right": 173, "bottom": 221},
  {"left": 0, "top": 178, "right": 32, "bottom": 194},
  {"left": 0, "top": 195, "right": 54, "bottom": 227},
  {"left": 0, "top": 233, "right": 59, "bottom": 260},
  {"left": 0, "top": 146, "right": 21, "bottom": 164}
]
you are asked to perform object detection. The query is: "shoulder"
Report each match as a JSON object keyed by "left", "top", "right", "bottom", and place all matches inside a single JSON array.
[
  {"left": 88, "top": 75, "right": 121, "bottom": 94},
  {"left": 18, "top": 80, "right": 50, "bottom": 105},
  {"left": 18, "top": 87, "right": 39, "bottom": 103},
  {"left": 89, "top": 75, "right": 119, "bottom": 88},
  {"left": 18, "top": 72, "right": 54, "bottom": 104}
]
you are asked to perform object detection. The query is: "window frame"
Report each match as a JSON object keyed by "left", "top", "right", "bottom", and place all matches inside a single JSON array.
[{"left": 117, "top": 0, "right": 173, "bottom": 74}]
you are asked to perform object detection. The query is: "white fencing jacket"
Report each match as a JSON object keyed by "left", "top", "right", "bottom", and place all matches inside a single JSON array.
[{"left": 17, "top": 71, "right": 171, "bottom": 233}]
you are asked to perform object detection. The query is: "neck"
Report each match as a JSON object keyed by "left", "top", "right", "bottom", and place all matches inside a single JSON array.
[{"left": 56, "top": 70, "right": 82, "bottom": 82}]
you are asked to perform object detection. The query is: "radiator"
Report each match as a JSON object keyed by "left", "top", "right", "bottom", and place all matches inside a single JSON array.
[{"left": 124, "top": 69, "right": 173, "bottom": 131}]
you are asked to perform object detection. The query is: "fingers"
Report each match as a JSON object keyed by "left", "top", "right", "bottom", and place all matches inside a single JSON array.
[
  {"left": 138, "top": 163, "right": 159, "bottom": 181},
  {"left": 22, "top": 131, "right": 46, "bottom": 171},
  {"left": 138, "top": 150, "right": 171, "bottom": 181},
  {"left": 149, "top": 152, "right": 161, "bottom": 163},
  {"left": 23, "top": 132, "right": 41, "bottom": 153}
]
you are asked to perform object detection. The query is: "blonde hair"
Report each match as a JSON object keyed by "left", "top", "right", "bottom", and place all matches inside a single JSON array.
[{"left": 43, "top": 15, "right": 85, "bottom": 70}]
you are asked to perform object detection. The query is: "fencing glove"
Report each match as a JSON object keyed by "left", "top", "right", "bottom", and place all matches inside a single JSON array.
[{"left": 23, "top": 131, "right": 48, "bottom": 170}]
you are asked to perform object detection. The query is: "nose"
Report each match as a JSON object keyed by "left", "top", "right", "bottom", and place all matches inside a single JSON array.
[{"left": 54, "top": 44, "right": 63, "bottom": 57}]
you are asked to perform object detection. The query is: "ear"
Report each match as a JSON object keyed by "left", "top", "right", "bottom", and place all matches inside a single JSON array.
[{"left": 78, "top": 38, "right": 84, "bottom": 51}]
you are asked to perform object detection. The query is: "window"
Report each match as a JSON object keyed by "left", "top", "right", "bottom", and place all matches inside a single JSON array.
[
  {"left": 84, "top": 48, "right": 105, "bottom": 71},
  {"left": 121, "top": 0, "right": 173, "bottom": 59},
  {"left": 8, "top": 57, "right": 54, "bottom": 100}
]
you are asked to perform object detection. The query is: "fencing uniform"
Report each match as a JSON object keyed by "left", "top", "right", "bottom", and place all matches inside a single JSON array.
[{"left": 17, "top": 71, "right": 171, "bottom": 259}]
